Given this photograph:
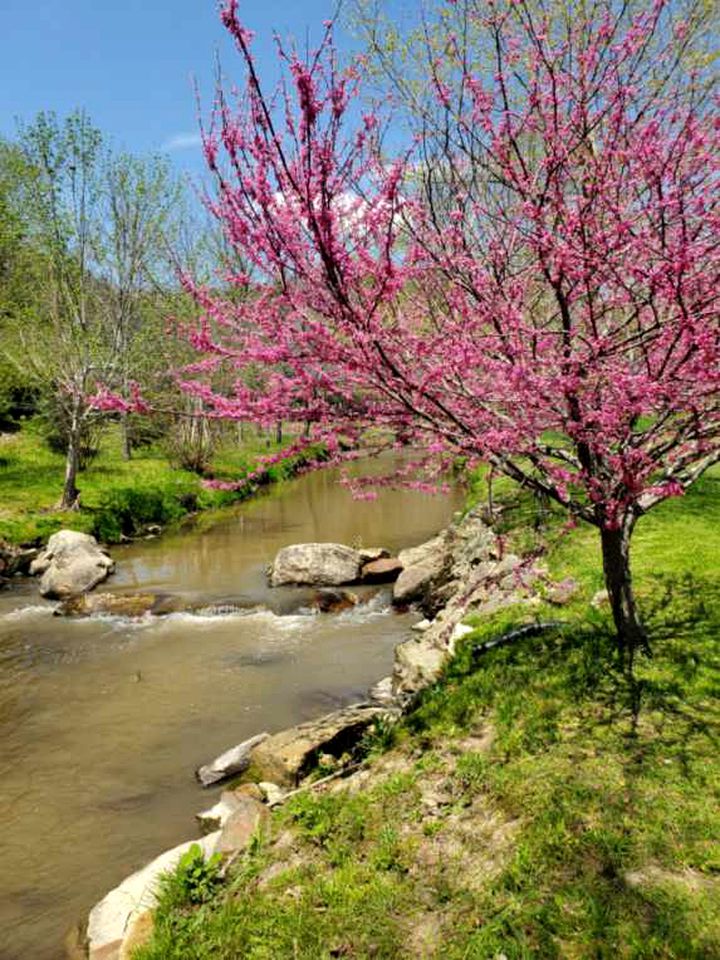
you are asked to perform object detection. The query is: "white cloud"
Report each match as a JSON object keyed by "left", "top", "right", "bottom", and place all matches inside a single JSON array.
[{"left": 162, "top": 132, "right": 202, "bottom": 151}]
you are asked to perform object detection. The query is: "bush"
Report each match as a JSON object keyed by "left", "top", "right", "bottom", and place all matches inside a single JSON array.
[
  {"left": 157, "top": 844, "right": 224, "bottom": 911},
  {"left": 91, "top": 481, "right": 198, "bottom": 541}
]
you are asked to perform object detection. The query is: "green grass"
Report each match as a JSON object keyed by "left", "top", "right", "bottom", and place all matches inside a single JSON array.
[
  {"left": 0, "top": 420, "right": 323, "bottom": 545},
  {"left": 132, "top": 468, "right": 720, "bottom": 959}
]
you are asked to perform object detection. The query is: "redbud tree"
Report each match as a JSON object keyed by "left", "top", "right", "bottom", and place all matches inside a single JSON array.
[{"left": 182, "top": 0, "right": 719, "bottom": 657}]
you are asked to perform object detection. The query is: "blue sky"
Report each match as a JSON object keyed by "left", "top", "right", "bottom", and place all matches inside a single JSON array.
[{"left": 0, "top": 0, "right": 368, "bottom": 180}]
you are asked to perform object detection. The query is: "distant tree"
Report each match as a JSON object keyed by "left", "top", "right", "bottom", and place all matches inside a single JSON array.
[
  {"left": 0, "top": 140, "right": 42, "bottom": 425},
  {"left": 5, "top": 112, "right": 183, "bottom": 504},
  {"left": 8, "top": 111, "right": 110, "bottom": 506},
  {"left": 101, "top": 151, "right": 181, "bottom": 459}
]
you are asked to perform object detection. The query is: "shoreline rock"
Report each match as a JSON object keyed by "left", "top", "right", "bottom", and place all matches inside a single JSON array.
[
  {"left": 246, "top": 702, "right": 393, "bottom": 787},
  {"left": 196, "top": 732, "right": 270, "bottom": 788},
  {"left": 361, "top": 557, "right": 403, "bottom": 583},
  {"left": 0, "top": 542, "right": 40, "bottom": 583},
  {"left": 86, "top": 831, "right": 221, "bottom": 960}
]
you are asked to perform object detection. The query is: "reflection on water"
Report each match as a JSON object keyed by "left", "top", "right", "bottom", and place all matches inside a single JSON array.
[{"left": 0, "top": 460, "right": 461, "bottom": 959}]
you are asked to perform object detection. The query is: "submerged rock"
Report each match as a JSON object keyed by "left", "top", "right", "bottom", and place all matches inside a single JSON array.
[
  {"left": 30, "top": 530, "right": 114, "bottom": 599},
  {"left": 57, "top": 593, "right": 157, "bottom": 618},
  {"left": 270, "top": 542, "right": 362, "bottom": 587},
  {"left": 196, "top": 732, "right": 270, "bottom": 787},
  {"left": 312, "top": 588, "right": 359, "bottom": 613}
]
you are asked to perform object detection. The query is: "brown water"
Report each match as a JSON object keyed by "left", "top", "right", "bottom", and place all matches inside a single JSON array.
[{"left": 0, "top": 461, "right": 461, "bottom": 960}]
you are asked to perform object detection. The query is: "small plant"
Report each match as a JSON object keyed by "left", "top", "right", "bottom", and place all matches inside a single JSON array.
[
  {"left": 358, "top": 715, "right": 396, "bottom": 758},
  {"left": 370, "top": 826, "right": 407, "bottom": 873},
  {"left": 157, "top": 843, "right": 224, "bottom": 910}
]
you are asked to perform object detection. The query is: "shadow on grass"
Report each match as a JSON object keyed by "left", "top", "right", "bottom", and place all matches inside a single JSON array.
[{"left": 406, "top": 572, "right": 719, "bottom": 778}]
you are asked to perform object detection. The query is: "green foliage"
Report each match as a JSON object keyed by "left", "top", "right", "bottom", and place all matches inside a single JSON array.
[
  {"left": 0, "top": 420, "right": 325, "bottom": 545},
  {"left": 91, "top": 481, "right": 197, "bottom": 542},
  {"left": 358, "top": 713, "right": 397, "bottom": 758},
  {"left": 157, "top": 844, "right": 224, "bottom": 911}
]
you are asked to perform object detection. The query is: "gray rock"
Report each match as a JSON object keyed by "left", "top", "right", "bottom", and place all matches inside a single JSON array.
[
  {"left": 451, "top": 623, "right": 474, "bottom": 642},
  {"left": 30, "top": 530, "right": 114, "bottom": 599},
  {"left": 270, "top": 542, "right": 362, "bottom": 587},
  {"left": 215, "top": 796, "right": 269, "bottom": 853},
  {"left": 393, "top": 635, "right": 449, "bottom": 700},
  {"left": 368, "top": 675, "right": 397, "bottom": 707},
  {"left": 0, "top": 544, "right": 39, "bottom": 578},
  {"left": 196, "top": 789, "right": 253, "bottom": 833},
  {"left": 393, "top": 554, "right": 446, "bottom": 605},
  {"left": 258, "top": 781, "right": 287, "bottom": 806},
  {"left": 196, "top": 732, "right": 270, "bottom": 787}
]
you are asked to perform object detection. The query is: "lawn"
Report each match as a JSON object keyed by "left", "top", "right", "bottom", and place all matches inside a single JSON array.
[{"left": 0, "top": 420, "right": 314, "bottom": 545}]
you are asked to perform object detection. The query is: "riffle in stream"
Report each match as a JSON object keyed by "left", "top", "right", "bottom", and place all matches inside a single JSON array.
[{"left": 0, "top": 461, "right": 461, "bottom": 960}]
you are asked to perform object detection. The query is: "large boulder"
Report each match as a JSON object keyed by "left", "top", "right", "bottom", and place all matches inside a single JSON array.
[
  {"left": 393, "top": 535, "right": 448, "bottom": 606},
  {"left": 30, "top": 530, "right": 114, "bottom": 599},
  {"left": 248, "top": 703, "right": 391, "bottom": 786},
  {"left": 393, "top": 514, "right": 498, "bottom": 615},
  {"left": 270, "top": 543, "right": 362, "bottom": 587}
]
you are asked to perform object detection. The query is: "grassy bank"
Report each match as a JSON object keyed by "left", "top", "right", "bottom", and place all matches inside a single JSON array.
[
  {"left": 135, "top": 469, "right": 719, "bottom": 959},
  {"left": 0, "top": 421, "right": 324, "bottom": 546}
]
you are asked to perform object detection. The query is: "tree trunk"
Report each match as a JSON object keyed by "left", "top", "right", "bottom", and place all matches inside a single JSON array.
[
  {"left": 599, "top": 521, "right": 647, "bottom": 662},
  {"left": 275, "top": 420, "right": 283, "bottom": 445},
  {"left": 121, "top": 411, "right": 132, "bottom": 461},
  {"left": 60, "top": 430, "right": 80, "bottom": 510}
]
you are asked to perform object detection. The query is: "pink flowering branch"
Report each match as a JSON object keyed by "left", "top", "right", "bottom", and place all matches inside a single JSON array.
[{"left": 178, "top": 0, "right": 719, "bottom": 657}]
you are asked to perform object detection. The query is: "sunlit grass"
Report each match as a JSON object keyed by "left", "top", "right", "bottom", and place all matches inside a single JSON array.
[{"left": 0, "top": 420, "right": 309, "bottom": 544}]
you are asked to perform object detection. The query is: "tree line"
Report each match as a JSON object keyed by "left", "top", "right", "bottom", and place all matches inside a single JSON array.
[{"left": 0, "top": 111, "right": 238, "bottom": 508}]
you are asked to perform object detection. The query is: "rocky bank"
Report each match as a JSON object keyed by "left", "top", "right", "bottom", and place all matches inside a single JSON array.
[{"left": 71, "top": 507, "right": 546, "bottom": 960}]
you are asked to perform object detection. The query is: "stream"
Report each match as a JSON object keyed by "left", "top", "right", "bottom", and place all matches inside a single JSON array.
[{"left": 0, "top": 460, "right": 461, "bottom": 960}]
